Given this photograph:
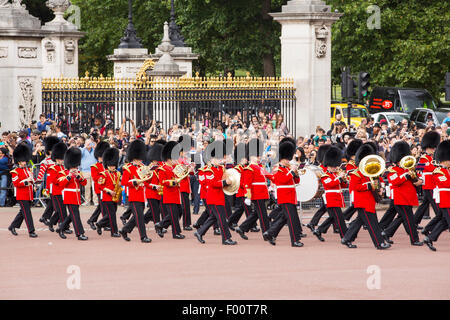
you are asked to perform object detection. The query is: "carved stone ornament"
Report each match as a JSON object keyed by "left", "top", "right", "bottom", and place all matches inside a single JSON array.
[
  {"left": 64, "top": 39, "right": 75, "bottom": 64},
  {"left": 0, "top": 47, "right": 7, "bottom": 58},
  {"left": 18, "top": 47, "right": 37, "bottom": 59},
  {"left": 18, "top": 77, "right": 36, "bottom": 129},
  {"left": 44, "top": 41, "right": 55, "bottom": 63},
  {"left": 315, "top": 25, "right": 329, "bottom": 58},
  {"left": 0, "top": 0, "right": 24, "bottom": 9}
]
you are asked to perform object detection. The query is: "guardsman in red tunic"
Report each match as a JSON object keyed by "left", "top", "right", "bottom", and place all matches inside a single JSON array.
[
  {"left": 263, "top": 140, "right": 304, "bottom": 247},
  {"left": 194, "top": 141, "right": 237, "bottom": 245},
  {"left": 57, "top": 147, "right": 89, "bottom": 240},
  {"left": 382, "top": 141, "right": 423, "bottom": 246},
  {"left": 424, "top": 140, "right": 450, "bottom": 251},
  {"left": 37, "top": 136, "right": 60, "bottom": 225},
  {"left": 96, "top": 147, "right": 121, "bottom": 237},
  {"left": 154, "top": 141, "right": 185, "bottom": 239},
  {"left": 235, "top": 138, "right": 271, "bottom": 241},
  {"left": 313, "top": 146, "right": 348, "bottom": 242},
  {"left": 306, "top": 144, "right": 332, "bottom": 231},
  {"left": 87, "top": 141, "right": 110, "bottom": 230},
  {"left": 414, "top": 131, "right": 441, "bottom": 229},
  {"left": 143, "top": 143, "right": 163, "bottom": 225},
  {"left": 178, "top": 135, "right": 194, "bottom": 230},
  {"left": 227, "top": 142, "right": 252, "bottom": 230},
  {"left": 47, "top": 142, "right": 71, "bottom": 233},
  {"left": 119, "top": 140, "right": 151, "bottom": 243},
  {"left": 8, "top": 144, "right": 37, "bottom": 238},
  {"left": 342, "top": 139, "right": 363, "bottom": 221},
  {"left": 341, "top": 144, "right": 390, "bottom": 249}
]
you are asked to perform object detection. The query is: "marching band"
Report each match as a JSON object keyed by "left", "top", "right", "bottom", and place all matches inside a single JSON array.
[{"left": 6, "top": 132, "right": 450, "bottom": 251}]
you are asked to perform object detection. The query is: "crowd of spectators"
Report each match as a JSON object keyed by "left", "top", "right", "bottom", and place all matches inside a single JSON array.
[{"left": 0, "top": 110, "right": 449, "bottom": 208}]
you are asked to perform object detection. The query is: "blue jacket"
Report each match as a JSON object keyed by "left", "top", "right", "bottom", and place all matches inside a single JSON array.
[{"left": 0, "top": 156, "right": 9, "bottom": 174}]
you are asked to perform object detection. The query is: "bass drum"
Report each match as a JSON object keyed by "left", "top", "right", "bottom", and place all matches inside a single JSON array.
[{"left": 296, "top": 165, "right": 324, "bottom": 202}]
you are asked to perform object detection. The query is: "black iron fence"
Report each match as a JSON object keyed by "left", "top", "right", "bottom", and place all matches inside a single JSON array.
[{"left": 42, "top": 75, "right": 296, "bottom": 136}]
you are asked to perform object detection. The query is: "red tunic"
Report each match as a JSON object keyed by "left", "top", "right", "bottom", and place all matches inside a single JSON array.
[
  {"left": 158, "top": 163, "right": 181, "bottom": 205},
  {"left": 122, "top": 163, "right": 146, "bottom": 203},
  {"left": 91, "top": 162, "right": 105, "bottom": 195},
  {"left": 346, "top": 161, "right": 357, "bottom": 203},
  {"left": 205, "top": 165, "right": 226, "bottom": 206},
  {"left": 49, "top": 164, "right": 65, "bottom": 196},
  {"left": 57, "top": 170, "right": 88, "bottom": 205},
  {"left": 269, "top": 165, "right": 299, "bottom": 205},
  {"left": 243, "top": 163, "right": 269, "bottom": 200},
  {"left": 417, "top": 154, "right": 436, "bottom": 190},
  {"left": 349, "top": 170, "right": 376, "bottom": 213},
  {"left": 387, "top": 166, "right": 419, "bottom": 206},
  {"left": 321, "top": 171, "right": 347, "bottom": 208},
  {"left": 37, "top": 157, "right": 54, "bottom": 190},
  {"left": 145, "top": 166, "right": 161, "bottom": 201},
  {"left": 99, "top": 170, "right": 121, "bottom": 202},
  {"left": 234, "top": 164, "right": 246, "bottom": 198},
  {"left": 198, "top": 166, "right": 210, "bottom": 200},
  {"left": 434, "top": 168, "right": 450, "bottom": 208},
  {"left": 11, "top": 167, "right": 34, "bottom": 201}
]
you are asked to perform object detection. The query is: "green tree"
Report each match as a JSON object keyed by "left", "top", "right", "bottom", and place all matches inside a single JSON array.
[{"left": 328, "top": 0, "right": 450, "bottom": 97}]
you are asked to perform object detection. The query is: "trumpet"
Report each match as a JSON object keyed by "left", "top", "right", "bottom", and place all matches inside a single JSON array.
[{"left": 399, "top": 155, "right": 418, "bottom": 182}]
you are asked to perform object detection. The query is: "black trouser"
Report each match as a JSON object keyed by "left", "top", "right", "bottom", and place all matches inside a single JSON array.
[
  {"left": 379, "top": 200, "right": 397, "bottom": 230},
  {"left": 228, "top": 197, "right": 251, "bottom": 225},
  {"left": 144, "top": 198, "right": 161, "bottom": 224},
  {"left": 269, "top": 205, "right": 283, "bottom": 222},
  {"left": 309, "top": 204, "right": 327, "bottom": 226},
  {"left": 10, "top": 200, "right": 35, "bottom": 233},
  {"left": 98, "top": 202, "right": 118, "bottom": 234},
  {"left": 239, "top": 199, "right": 270, "bottom": 234},
  {"left": 384, "top": 205, "right": 419, "bottom": 243},
  {"left": 343, "top": 209, "right": 384, "bottom": 248},
  {"left": 429, "top": 208, "right": 450, "bottom": 242},
  {"left": 159, "top": 203, "right": 182, "bottom": 236},
  {"left": 198, "top": 204, "right": 232, "bottom": 242},
  {"left": 121, "top": 204, "right": 133, "bottom": 221},
  {"left": 122, "top": 201, "right": 147, "bottom": 239},
  {"left": 423, "top": 202, "right": 443, "bottom": 234},
  {"left": 343, "top": 205, "right": 357, "bottom": 221},
  {"left": 318, "top": 207, "right": 347, "bottom": 239},
  {"left": 195, "top": 200, "right": 218, "bottom": 229},
  {"left": 41, "top": 197, "right": 54, "bottom": 220},
  {"left": 180, "top": 192, "right": 191, "bottom": 227},
  {"left": 415, "top": 189, "right": 440, "bottom": 225},
  {"left": 266, "top": 203, "right": 302, "bottom": 244},
  {"left": 224, "top": 195, "right": 233, "bottom": 219},
  {"left": 88, "top": 194, "right": 104, "bottom": 223},
  {"left": 62, "top": 204, "right": 84, "bottom": 237},
  {"left": 50, "top": 195, "right": 68, "bottom": 229}
]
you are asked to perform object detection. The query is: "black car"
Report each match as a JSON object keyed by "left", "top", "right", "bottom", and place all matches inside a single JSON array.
[
  {"left": 409, "top": 108, "right": 450, "bottom": 129},
  {"left": 368, "top": 87, "right": 439, "bottom": 115}
]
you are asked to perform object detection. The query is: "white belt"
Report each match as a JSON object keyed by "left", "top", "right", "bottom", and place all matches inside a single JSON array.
[
  {"left": 276, "top": 185, "right": 295, "bottom": 189},
  {"left": 325, "top": 190, "right": 342, "bottom": 193},
  {"left": 422, "top": 172, "right": 433, "bottom": 175},
  {"left": 64, "top": 189, "right": 80, "bottom": 192},
  {"left": 252, "top": 182, "right": 266, "bottom": 186}
]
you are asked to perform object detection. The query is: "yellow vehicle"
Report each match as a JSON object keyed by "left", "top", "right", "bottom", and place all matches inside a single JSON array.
[{"left": 330, "top": 103, "right": 369, "bottom": 127}]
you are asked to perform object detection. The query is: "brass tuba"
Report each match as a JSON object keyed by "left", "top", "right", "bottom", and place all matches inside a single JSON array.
[
  {"left": 359, "top": 155, "right": 386, "bottom": 190},
  {"left": 223, "top": 168, "right": 241, "bottom": 196},
  {"left": 399, "top": 155, "right": 418, "bottom": 182}
]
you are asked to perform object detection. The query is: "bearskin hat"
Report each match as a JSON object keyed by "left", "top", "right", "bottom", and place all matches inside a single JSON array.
[
  {"left": 94, "top": 141, "right": 110, "bottom": 160},
  {"left": 156, "top": 139, "right": 167, "bottom": 146},
  {"left": 64, "top": 147, "right": 82, "bottom": 169},
  {"left": 51, "top": 142, "right": 67, "bottom": 161},
  {"left": 234, "top": 142, "right": 248, "bottom": 164},
  {"left": 345, "top": 139, "right": 363, "bottom": 160},
  {"left": 44, "top": 136, "right": 60, "bottom": 156},
  {"left": 13, "top": 143, "right": 31, "bottom": 163},
  {"left": 279, "top": 141, "right": 296, "bottom": 161},
  {"left": 390, "top": 141, "right": 411, "bottom": 164},
  {"left": 355, "top": 144, "right": 376, "bottom": 166},
  {"left": 161, "top": 141, "right": 179, "bottom": 161},
  {"left": 127, "top": 139, "right": 147, "bottom": 161},
  {"left": 317, "top": 144, "right": 332, "bottom": 165},
  {"left": 147, "top": 143, "right": 164, "bottom": 162},
  {"left": 323, "top": 146, "right": 343, "bottom": 168},
  {"left": 102, "top": 148, "right": 119, "bottom": 168},
  {"left": 280, "top": 137, "right": 296, "bottom": 146},
  {"left": 421, "top": 131, "right": 440, "bottom": 150},
  {"left": 364, "top": 141, "right": 378, "bottom": 155},
  {"left": 248, "top": 138, "right": 264, "bottom": 158},
  {"left": 435, "top": 140, "right": 450, "bottom": 163}
]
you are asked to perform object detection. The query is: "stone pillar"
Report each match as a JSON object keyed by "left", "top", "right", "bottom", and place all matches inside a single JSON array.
[
  {"left": 41, "top": 0, "right": 84, "bottom": 78},
  {"left": 0, "top": 1, "right": 50, "bottom": 132},
  {"left": 107, "top": 48, "right": 150, "bottom": 79},
  {"left": 271, "top": 0, "right": 342, "bottom": 137}
]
